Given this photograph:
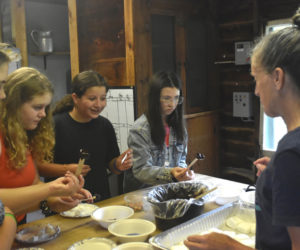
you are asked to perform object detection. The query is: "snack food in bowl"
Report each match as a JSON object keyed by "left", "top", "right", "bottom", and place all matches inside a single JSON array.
[
  {"left": 91, "top": 205, "right": 134, "bottom": 229},
  {"left": 124, "top": 194, "right": 144, "bottom": 211},
  {"left": 108, "top": 219, "right": 156, "bottom": 243}
]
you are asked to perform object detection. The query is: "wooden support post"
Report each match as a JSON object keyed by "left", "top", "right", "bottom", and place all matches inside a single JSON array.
[
  {"left": 124, "top": 0, "right": 136, "bottom": 86},
  {"left": 68, "top": 0, "right": 79, "bottom": 79},
  {"left": 10, "top": 0, "right": 28, "bottom": 66},
  {"left": 124, "top": 0, "right": 151, "bottom": 115}
]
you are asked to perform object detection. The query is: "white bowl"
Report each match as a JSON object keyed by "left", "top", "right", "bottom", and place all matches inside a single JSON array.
[
  {"left": 113, "top": 242, "right": 154, "bottom": 250},
  {"left": 91, "top": 206, "right": 134, "bottom": 229},
  {"left": 108, "top": 219, "right": 156, "bottom": 243},
  {"left": 67, "top": 237, "right": 116, "bottom": 250},
  {"left": 215, "top": 186, "right": 242, "bottom": 205}
]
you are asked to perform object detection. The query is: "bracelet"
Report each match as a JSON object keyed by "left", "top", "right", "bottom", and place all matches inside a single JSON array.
[
  {"left": 40, "top": 200, "right": 55, "bottom": 217},
  {"left": 5, "top": 213, "right": 17, "bottom": 225},
  {"left": 171, "top": 176, "right": 178, "bottom": 182},
  {"left": 112, "top": 159, "right": 122, "bottom": 173}
]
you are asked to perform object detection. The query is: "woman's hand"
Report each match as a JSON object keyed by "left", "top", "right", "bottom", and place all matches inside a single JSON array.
[
  {"left": 116, "top": 149, "right": 133, "bottom": 171},
  {"left": 184, "top": 232, "right": 252, "bottom": 250},
  {"left": 171, "top": 167, "right": 195, "bottom": 182},
  {"left": 68, "top": 163, "right": 91, "bottom": 176},
  {"left": 253, "top": 156, "right": 270, "bottom": 176}
]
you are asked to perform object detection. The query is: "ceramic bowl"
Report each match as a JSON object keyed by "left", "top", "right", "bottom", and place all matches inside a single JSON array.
[
  {"left": 113, "top": 242, "right": 154, "bottom": 250},
  {"left": 91, "top": 205, "right": 134, "bottom": 229},
  {"left": 108, "top": 219, "right": 156, "bottom": 243}
]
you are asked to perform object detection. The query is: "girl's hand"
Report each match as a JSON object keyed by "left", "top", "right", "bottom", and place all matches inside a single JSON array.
[
  {"left": 47, "top": 196, "right": 80, "bottom": 213},
  {"left": 171, "top": 167, "right": 195, "bottom": 182},
  {"left": 71, "top": 188, "right": 93, "bottom": 203},
  {"left": 116, "top": 149, "right": 133, "bottom": 171},
  {"left": 48, "top": 173, "right": 80, "bottom": 197},
  {"left": 68, "top": 163, "right": 91, "bottom": 176}
]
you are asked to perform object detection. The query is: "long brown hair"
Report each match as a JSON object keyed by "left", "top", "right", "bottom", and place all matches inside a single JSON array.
[{"left": 0, "top": 67, "right": 54, "bottom": 169}]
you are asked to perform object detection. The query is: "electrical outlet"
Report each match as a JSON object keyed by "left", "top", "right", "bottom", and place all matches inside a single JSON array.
[{"left": 233, "top": 92, "right": 253, "bottom": 118}]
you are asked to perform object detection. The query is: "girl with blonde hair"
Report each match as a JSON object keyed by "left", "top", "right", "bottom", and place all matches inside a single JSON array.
[{"left": 0, "top": 67, "right": 92, "bottom": 226}]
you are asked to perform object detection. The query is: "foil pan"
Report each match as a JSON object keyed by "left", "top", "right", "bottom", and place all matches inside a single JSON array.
[
  {"left": 16, "top": 224, "right": 60, "bottom": 245},
  {"left": 149, "top": 202, "right": 246, "bottom": 250}
]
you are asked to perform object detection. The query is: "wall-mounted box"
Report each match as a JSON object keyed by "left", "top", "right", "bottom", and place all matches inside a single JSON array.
[
  {"left": 235, "top": 41, "right": 252, "bottom": 65},
  {"left": 233, "top": 92, "right": 253, "bottom": 118}
]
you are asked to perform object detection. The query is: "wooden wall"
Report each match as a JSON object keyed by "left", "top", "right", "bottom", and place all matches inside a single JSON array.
[
  {"left": 73, "top": 0, "right": 220, "bottom": 176},
  {"left": 127, "top": 0, "right": 220, "bottom": 175},
  {"left": 216, "top": 0, "right": 299, "bottom": 183},
  {"left": 76, "top": 0, "right": 127, "bottom": 86}
]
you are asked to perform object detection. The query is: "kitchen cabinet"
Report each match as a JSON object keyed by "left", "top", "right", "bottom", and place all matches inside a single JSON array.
[{"left": 185, "top": 111, "right": 219, "bottom": 176}]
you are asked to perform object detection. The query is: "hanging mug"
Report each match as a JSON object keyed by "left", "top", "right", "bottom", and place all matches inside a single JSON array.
[{"left": 30, "top": 30, "right": 53, "bottom": 53}]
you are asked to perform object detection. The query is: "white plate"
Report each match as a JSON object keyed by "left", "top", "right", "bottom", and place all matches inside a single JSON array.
[
  {"left": 60, "top": 203, "right": 98, "bottom": 218},
  {"left": 67, "top": 237, "right": 116, "bottom": 250},
  {"left": 239, "top": 191, "right": 255, "bottom": 206}
]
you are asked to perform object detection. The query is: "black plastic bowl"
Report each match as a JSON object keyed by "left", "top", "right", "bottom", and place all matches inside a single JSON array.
[{"left": 155, "top": 201, "right": 204, "bottom": 231}]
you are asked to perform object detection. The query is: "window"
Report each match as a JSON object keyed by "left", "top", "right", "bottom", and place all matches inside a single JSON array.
[{"left": 259, "top": 19, "right": 291, "bottom": 156}]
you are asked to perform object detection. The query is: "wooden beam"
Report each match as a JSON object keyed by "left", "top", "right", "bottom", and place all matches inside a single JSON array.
[
  {"left": 175, "top": 14, "right": 186, "bottom": 111},
  {"left": 10, "top": 0, "right": 28, "bottom": 66},
  {"left": 68, "top": 0, "right": 79, "bottom": 79},
  {"left": 128, "top": 0, "right": 152, "bottom": 115},
  {"left": 124, "top": 0, "right": 135, "bottom": 86}
]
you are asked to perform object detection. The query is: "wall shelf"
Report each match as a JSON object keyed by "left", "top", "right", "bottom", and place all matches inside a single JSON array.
[
  {"left": 221, "top": 126, "right": 255, "bottom": 133},
  {"left": 223, "top": 139, "right": 255, "bottom": 147},
  {"left": 221, "top": 80, "right": 254, "bottom": 87},
  {"left": 214, "top": 60, "right": 235, "bottom": 65},
  {"left": 30, "top": 51, "right": 70, "bottom": 69},
  {"left": 221, "top": 37, "right": 253, "bottom": 43},
  {"left": 30, "top": 51, "right": 70, "bottom": 56},
  {"left": 219, "top": 20, "right": 254, "bottom": 28}
]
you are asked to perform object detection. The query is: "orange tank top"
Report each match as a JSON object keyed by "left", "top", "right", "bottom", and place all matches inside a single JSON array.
[{"left": 0, "top": 135, "right": 36, "bottom": 222}]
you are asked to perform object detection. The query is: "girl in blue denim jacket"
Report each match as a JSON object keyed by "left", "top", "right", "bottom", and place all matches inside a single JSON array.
[{"left": 123, "top": 71, "right": 194, "bottom": 192}]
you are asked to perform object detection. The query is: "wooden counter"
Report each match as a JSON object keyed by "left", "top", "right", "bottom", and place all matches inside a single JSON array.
[{"left": 13, "top": 174, "right": 248, "bottom": 249}]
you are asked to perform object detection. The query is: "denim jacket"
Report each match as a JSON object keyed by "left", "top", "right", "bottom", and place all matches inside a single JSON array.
[{"left": 123, "top": 114, "right": 187, "bottom": 193}]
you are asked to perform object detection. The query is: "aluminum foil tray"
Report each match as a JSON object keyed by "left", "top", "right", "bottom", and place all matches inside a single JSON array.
[{"left": 149, "top": 202, "right": 240, "bottom": 250}]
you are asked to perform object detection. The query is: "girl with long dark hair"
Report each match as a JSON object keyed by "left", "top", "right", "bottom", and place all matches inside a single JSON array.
[{"left": 123, "top": 71, "right": 194, "bottom": 192}]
